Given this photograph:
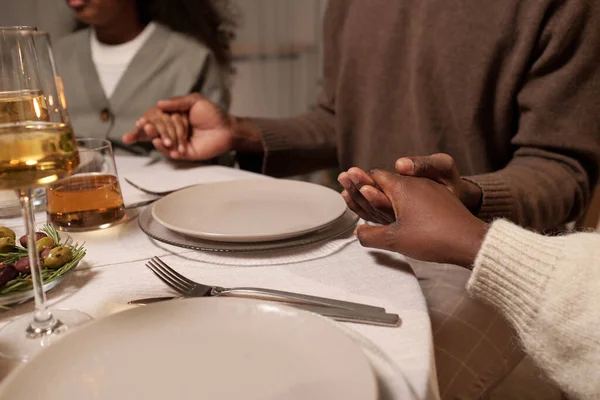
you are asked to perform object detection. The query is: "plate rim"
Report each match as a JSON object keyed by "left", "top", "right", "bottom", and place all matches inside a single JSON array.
[{"left": 151, "top": 179, "right": 348, "bottom": 242}]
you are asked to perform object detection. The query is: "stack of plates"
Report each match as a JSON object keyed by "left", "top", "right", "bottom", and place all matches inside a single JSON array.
[{"left": 139, "top": 179, "right": 358, "bottom": 252}]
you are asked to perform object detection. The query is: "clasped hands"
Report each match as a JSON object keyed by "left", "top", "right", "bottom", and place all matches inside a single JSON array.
[{"left": 337, "top": 154, "right": 487, "bottom": 268}]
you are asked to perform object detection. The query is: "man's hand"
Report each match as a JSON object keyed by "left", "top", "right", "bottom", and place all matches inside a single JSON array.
[
  {"left": 123, "top": 93, "right": 251, "bottom": 160},
  {"left": 354, "top": 170, "right": 487, "bottom": 268},
  {"left": 338, "top": 153, "right": 483, "bottom": 223},
  {"left": 394, "top": 153, "right": 483, "bottom": 212}
]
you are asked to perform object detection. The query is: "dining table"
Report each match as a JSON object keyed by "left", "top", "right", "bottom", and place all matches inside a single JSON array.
[{"left": 0, "top": 154, "right": 441, "bottom": 400}]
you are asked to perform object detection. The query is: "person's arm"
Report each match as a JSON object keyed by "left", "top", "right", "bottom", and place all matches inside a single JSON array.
[
  {"left": 464, "top": 1, "right": 600, "bottom": 230},
  {"left": 468, "top": 220, "right": 600, "bottom": 399},
  {"left": 239, "top": 95, "right": 338, "bottom": 177}
]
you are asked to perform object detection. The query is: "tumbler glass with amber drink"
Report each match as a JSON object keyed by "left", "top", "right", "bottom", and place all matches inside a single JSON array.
[
  {"left": 0, "top": 29, "right": 91, "bottom": 360},
  {"left": 47, "top": 138, "right": 125, "bottom": 231}
]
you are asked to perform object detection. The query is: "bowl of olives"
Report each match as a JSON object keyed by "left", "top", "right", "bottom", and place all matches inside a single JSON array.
[{"left": 0, "top": 224, "right": 86, "bottom": 308}]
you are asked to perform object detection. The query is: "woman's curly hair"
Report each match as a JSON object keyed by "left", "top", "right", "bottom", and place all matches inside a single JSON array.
[{"left": 137, "top": 0, "right": 237, "bottom": 74}]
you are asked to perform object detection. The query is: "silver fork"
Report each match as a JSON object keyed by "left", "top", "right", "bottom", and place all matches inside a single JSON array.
[
  {"left": 124, "top": 178, "right": 196, "bottom": 196},
  {"left": 146, "top": 256, "right": 387, "bottom": 314}
]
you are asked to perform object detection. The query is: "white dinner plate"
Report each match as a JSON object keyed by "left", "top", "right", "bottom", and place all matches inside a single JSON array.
[
  {"left": 0, "top": 298, "right": 378, "bottom": 400},
  {"left": 152, "top": 179, "right": 348, "bottom": 242}
]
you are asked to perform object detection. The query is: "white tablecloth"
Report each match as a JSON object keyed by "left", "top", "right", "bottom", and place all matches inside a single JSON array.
[{"left": 0, "top": 156, "right": 440, "bottom": 400}]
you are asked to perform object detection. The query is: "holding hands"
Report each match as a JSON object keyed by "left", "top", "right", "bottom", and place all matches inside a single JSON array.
[
  {"left": 122, "top": 93, "right": 237, "bottom": 160},
  {"left": 338, "top": 153, "right": 483, "bottom": 224},
  {"left": 339, "top": 154, "right": 487, "bottom": 267},
  {"left": 123, "top": 107, "right": 190, "bottom": 158}
]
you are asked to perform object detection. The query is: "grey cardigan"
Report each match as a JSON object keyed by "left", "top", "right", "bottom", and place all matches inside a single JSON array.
[{"left": 54, "top": 23, "right": 227, "bottom": 148}]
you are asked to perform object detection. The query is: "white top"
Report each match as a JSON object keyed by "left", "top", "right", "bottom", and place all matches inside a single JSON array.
[{"left": 90, "top": 22, "right": 157, "bottom": 98}]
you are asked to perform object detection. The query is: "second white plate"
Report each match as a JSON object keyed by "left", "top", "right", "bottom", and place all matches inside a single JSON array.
[{"left": 152, "top": 179, "right": 348, "bottom": 242}]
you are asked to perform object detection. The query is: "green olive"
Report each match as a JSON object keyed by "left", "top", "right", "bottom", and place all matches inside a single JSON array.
[
  {"left": 43, "top": 246, "right": 72, "bottom": 269},
  {"left": 0, "top": 237, "right": 15, "bottom": 253},
  {"left": 36, "top": 237, "right": 55, "bottom": 254},
  {"left": 0, "top": 226, "right": 16, "bottom": 241}
]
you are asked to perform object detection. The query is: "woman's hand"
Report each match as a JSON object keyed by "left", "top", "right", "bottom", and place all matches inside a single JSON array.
[{"left": 123, "top": 107, "right": 190, "bottom": 158}]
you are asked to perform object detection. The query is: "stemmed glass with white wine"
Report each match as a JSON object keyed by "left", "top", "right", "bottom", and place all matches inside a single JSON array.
[{"left": 0, "top": 28, "right": 91, "bottom": 361}]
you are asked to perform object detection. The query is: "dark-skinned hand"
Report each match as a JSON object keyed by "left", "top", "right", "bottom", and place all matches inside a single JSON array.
[
  {"left": 122, "top": 106, "right": 190, "bottom": 158},
  {"left": 338, "top": 153, "right": 483, "bottom": 224},
  {"left": 353, "top": 169, "right": 487, "bottom": 268},
  {"left": 122, "top": 93, "right": 239, "bottom": 160}
]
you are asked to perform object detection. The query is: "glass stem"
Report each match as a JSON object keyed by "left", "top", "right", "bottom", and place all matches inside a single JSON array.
[{"left": 18, "top": 188, "right": 56, "bottom": 333}]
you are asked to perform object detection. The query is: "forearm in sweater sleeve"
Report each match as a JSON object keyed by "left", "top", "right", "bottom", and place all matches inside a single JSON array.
[
  {"left": 247, "top": 103, "right": 338, "bottom": 177},
  {"left": 468, "top": 220, "right": 600, "bottom": 399},
  {"left": 235, "top": 78, "right": 337, "bottom": 177},
  {"left": 465, "top": 1, "right": 600, "bottom": 230}
]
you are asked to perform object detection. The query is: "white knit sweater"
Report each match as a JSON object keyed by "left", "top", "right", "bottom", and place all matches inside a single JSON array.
[{"left": 468, "top": 220, "right": 600, "bottom": 399}]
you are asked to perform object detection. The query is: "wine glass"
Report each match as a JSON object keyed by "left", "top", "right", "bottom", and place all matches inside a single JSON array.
[
  {"left": 0, "top": 26, "right": 46, "bottom": 216},
  {"left": 0, "top": 29, "right": 91, "bottom": 361}
]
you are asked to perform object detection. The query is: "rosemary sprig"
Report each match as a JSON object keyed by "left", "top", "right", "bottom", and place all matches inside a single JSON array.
[
  {"left": 41, "top": 223, "right": 62, "bottom": 246},
  {"left": 0, "top": 247, "right": 28, "bottom": 264}
]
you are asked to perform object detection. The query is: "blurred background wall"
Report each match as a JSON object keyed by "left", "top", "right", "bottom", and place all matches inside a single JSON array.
[
  {"left": 229, "top": 0, "right": 325, "bottom": 119},
  {"left": 0, "top": 0, "right": 76, "bottom": 39}
]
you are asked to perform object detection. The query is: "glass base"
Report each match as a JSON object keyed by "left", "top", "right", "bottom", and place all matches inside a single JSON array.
[
  {"left": 50, "top": 212, "right": 130, "bottom": 232},
  {"left": 0, "top": 309, "right": 92, "bottom": 362}
]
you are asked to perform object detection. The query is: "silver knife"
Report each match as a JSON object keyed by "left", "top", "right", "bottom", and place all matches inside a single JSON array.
[{"left": 128, "top": 297, "right": 401, "bottom": 327}]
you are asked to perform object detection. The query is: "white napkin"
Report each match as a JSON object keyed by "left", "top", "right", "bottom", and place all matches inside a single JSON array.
[
  {"left": 121, "top": 157, "right": 265, "bottom": 192},
  {"left": 115, "top": 156, "right": 266, "bottom": 207}
]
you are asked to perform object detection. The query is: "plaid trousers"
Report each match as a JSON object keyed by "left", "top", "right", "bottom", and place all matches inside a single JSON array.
[{"left": 411, "top": 262, "right": 524, "bottom": 399}]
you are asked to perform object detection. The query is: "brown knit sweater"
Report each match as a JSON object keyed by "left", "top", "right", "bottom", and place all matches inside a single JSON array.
[{"left": 247, "top": 0, "right": 600, "bottom": 231}]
